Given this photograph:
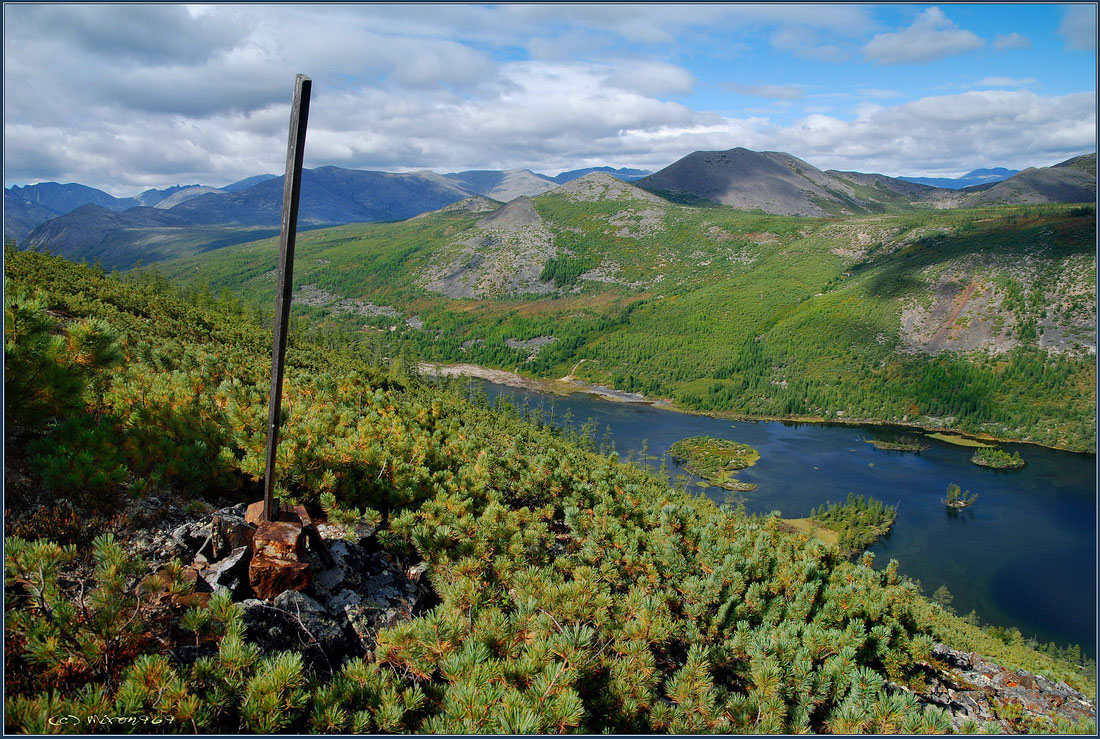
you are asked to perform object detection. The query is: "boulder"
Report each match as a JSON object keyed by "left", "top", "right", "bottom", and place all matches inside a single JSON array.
[
  {"left": 273, "top": 590, "right": 347, "bottom": 654},
  {"left": 171, "top": 520, "right": 210, "bottom": 551},
  {"left": 244, "top": 500, "right": 267, "bottom": 526},
  {"left": 252, "top": 520, "right": 305, "bottom": 561},
  {"left": 201, "top": 546, "right": 251, "bottom": 598},
  {"left": 310, "top": 540, "right": 372, "bottom": 599},
  {"left": 249, "top": 557, "right": 311, "bottom": 600},
  {"left": 238, "top": 593, "right": 352, "bottom": 671},
  {"left": 210, "top": 507, "right": 254, "bottom": 559}
]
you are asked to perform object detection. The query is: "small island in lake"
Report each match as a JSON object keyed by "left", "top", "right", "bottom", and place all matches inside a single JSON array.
[
  {"left": 790, "top": 493, "right": 897, "bottom": 555},
  {"left": 668, "top": 435, "right": 759, "bottom": 491},
  {"left": 970, "top": 447, "right": 1025, "bottom": 469},
  {"left": 944, "top": 483, "right": 979, "bottom": 509}
]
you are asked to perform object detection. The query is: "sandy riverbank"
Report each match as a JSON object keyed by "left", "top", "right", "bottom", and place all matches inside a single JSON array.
[
  {"left": 417, "top": 362, "right": 670, "bottom": 406},
  {"left": 417, "top": 362, "right": 1087, "bottom": 453}
]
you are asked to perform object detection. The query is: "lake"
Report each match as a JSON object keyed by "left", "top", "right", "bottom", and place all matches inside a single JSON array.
[{"left": 474, "top": 379, "right": 1097, "bottom": 655}]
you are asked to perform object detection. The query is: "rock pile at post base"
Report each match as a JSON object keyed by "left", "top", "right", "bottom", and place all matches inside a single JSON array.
[
  {"left": 130, "top": 503, "right": 434, "bottom": 673},
  {"left": 126, "top": 504, "right": 1094, "bottom": 731}
]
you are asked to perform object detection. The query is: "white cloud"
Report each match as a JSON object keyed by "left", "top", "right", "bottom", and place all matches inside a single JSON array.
[
  {"left": 606, "top": 62, "right": 696, "bottom": 97},
  {"left": 993, "top": 32, "right": 1031, "bottom": 50},
  {"left": 723, "top": 83, "right": 805, "bottom": 100},
  {"left": 864, "top": 7, "right": 983, "bottom": 64},
  {"left": 2, "top": 4, "right": 1093, "bottom": 193},
  {"left": 1060, "top": 5, "right": 1097, "bottom": 51},
  {"left": 771, "top": 27, "right": 852, "bottom": 63},
  {"left": 776, "top": 90, "right": 1095, "bottom": 174},
  {"left": 974, "top": 77, "right": 1037, "bottom": 88}
]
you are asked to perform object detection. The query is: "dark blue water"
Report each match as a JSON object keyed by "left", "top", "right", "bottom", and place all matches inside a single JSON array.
[{"left": 476, "top": 380, "right": 1097, "bottom": 655}]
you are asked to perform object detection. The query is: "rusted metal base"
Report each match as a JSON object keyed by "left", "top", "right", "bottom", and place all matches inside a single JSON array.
[{"left": 244, "top": 499, "right": 333, "bottom": 599}]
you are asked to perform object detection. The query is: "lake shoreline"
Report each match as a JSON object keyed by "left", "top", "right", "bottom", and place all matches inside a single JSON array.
[
  {"left": 430, "top": 360, "right": 1095, "bottom": 652},
  {"left": 418, "top": 361, "right": 1092, "bottom": 455}
]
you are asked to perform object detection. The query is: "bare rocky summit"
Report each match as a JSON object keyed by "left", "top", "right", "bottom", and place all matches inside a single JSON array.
[
  {"left": 555, "top": 171, "right": 666, "bottom": 203},
  {"left": 637, "top": 147, "right": 935, "bottom": 215},
  {"left": 919, "top": 155, "right": 1097, "bottom": 208},
  {"left": 637, "top": 147, "right": 1095, "bottom": 215},
  {"left": 418, "top": 195, "right": 499, "bottom": 217},
  {"left": 476, "top": 195, "right": 542, "bottom": 228},
  {"left": 422, "top": 196, "right": 558, "bottom": 298}
]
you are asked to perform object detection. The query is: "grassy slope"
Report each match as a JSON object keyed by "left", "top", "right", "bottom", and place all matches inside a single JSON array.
[
  {"left": 6, "top": 251, "right": 1094, "bottom": 733},
  {"left": 155, "top": 196, "right": 1096, "bottom": 450}
]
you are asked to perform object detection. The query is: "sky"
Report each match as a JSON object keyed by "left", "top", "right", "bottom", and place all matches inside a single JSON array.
[{"left": 3, "top": 2, "right": 1097, "bottom": 196}]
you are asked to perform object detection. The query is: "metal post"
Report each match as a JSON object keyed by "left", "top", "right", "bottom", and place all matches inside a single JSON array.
[{"left": 263, "top": 74, "right": 312, "bottom": 522}]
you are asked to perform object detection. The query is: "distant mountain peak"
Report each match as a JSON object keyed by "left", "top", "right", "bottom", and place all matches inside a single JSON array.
[
  {"left": 899, "top": 167, "right": 1021, "bottom": 190},
  {"left": 442, "top": 169, "right": 557, "bottom": 201},
  {"left": 477, "top": 196, "right": 542, "bottom": 230},
  {"left": 555, "top": 171, "right": 666, "bottom": 204},
  {"left": 550, "top": 166, "right": 651, "bottom": 184}
]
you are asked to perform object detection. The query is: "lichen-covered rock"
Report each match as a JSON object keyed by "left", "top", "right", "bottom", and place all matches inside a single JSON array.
[
  {"left": 201, "top": 545, "right": 251, "bottom": 598},
  {"left": 272, "top": 590, "right": 349, "bottom": 656},
  {"left": 126, "top": 503, "right": 435, "bottom": 671},
  {"left": 911, "top": 644, "right": 1097, "bottom": 731},
  {"left": 210, "top": 505, "right": 253, "bottom": 559}
]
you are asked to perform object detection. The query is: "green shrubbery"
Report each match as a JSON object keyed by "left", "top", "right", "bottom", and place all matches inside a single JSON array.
[
  {"left": 4, "top": 249, "right": 1094, "bottom": 733},
  {"left": 810, "top": 493, "right": 898, "bottom": 554},
  {"left": 945, "top": 484, "right": 979, "bottom": 509},
  {"left": 970, "top": 447, "right": 1025, "bottom": 469}
]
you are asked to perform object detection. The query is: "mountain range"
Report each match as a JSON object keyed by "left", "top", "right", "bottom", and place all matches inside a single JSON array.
[
  {"left": 899, "top": 167, "right": 1020, "bottom": 189},
  {"left": 7, "top": 149, "right": 1093, "bottom": 268}
]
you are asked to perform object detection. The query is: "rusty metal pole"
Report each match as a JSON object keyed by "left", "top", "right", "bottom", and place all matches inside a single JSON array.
[{"left": 263, "top": 74, "right": 312, "bottom": 522}]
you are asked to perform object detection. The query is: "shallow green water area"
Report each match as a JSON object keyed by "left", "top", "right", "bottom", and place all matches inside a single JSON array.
[{"left": 477, "top": 380, "right": 1097, "bottom": 656}]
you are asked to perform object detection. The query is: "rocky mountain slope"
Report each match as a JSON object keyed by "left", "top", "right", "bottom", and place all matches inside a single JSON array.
[
  {"left": 951, "top": 154, "right": 1096, "bottom": 207},
  {"left": 637, "top": 147, "right": 941, "bottom": 215},
  {"left": 171, "top": 166, "right": 476, "bottom": 226},
  {"left": 21, "top": 203, "right": 280, "bottom": 269},
  {"left": 19, "top": 166, "right": 484, "bottom": 267},
  {"left": 5, "top": 181, "right": 138, "bottom": 213},
  {"left": 4, "top": 191, "right": 63, "bottom": 244},
  {"left": 136, "top": 184, "right": 224, "bottom": 208},
  {"left": 637, "top": 148, "right": 1094, "bottom": 215},
  {"left": 4, "top": 182, "right": 140, "bottom": 243},
  {"left": 221, "top": 173, "right": 279, "bottom": 192}
]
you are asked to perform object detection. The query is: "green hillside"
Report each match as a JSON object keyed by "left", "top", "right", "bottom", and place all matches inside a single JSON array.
[
  {"left": 155, "top": 177, "right": 1096, "bottom": 451},
  {"left": 5, "top": 250, "right": 1094, "bottom": 733}
]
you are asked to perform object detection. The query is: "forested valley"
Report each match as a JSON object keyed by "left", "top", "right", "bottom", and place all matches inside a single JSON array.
[{"left": 154, "top": 185, "right": 1096, "bottom": 452}]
